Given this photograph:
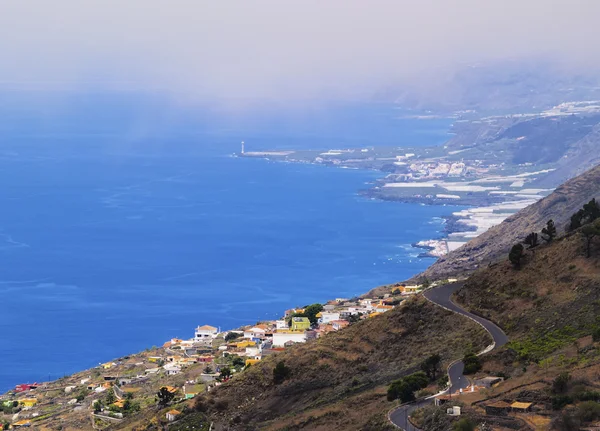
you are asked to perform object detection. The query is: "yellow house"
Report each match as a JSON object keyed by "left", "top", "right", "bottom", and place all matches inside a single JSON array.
[
  {"left": 102, "top": 362, "right": 115, "bottom": 369},
  {"left": 245, "top": 358, "right": 261, "bottom": 366},
  {"left": 235, "top": 340, "right": 256, "bottom": 349},
  {"left": 368, "top": 312, "right": 382, "bottom": 318},
  {"left": 19, "top": 398, "right": 38, "bottom": 408}
]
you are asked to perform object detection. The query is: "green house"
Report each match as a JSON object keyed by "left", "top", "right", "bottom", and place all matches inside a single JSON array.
[{"left": 291, "top": 317, "right": 311, "bottom": 331}]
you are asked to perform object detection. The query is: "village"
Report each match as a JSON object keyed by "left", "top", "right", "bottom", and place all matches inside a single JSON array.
[{"left": 0, "top": 283, "right": 427, "bottom": 430}]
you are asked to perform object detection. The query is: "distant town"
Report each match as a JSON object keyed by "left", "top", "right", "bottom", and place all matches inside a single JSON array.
[{"left": 0, "top": 281, "right": 440, "bottom": 429}]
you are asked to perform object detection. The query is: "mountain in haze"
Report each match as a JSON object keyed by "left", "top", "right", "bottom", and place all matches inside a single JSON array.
[
  {"left": 421, "top": 163, "right": 600, "bottom": 280},
  {"left": 394, "top": 59, "right": 600, "bottom": 115}
]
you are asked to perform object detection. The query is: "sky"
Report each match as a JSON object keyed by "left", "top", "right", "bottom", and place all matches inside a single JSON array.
[{"left": 1, "top": 0, "right": 599, "bottom": 106}]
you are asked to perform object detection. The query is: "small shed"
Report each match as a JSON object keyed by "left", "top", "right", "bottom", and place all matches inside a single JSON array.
[
  {"left": 485, "top": 401, "right": 512, "bottom": 416},
  {"left": 511, "top": 401, "right": 533, "bottom": 412},
  {"left": 166, "top": 409, "right": 181, "bottom": 422},
  {"left": 474, "top": 376, "right": 504, "bottom": 388}
]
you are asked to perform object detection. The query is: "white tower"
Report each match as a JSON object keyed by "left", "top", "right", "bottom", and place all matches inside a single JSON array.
[{"left": 241, "top": 141, "right": 245, "bottom": 154}]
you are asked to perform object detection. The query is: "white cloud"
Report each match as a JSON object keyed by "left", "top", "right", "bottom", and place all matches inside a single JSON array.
[{"left": 1, "top": 0, "right": 599, "bottom": 104}]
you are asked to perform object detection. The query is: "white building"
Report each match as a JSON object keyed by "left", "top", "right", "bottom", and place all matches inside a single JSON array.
[
  {"left": 243, "top": 327, "right": 266, "bottom": 340},
  {"left": 164, "top": 363, "right": 182, "bottom": 375},
  {"left": 272, "top": 331, "right": 307, "bottom": 347},
  {"left": 195, "top": 325, "right": 218, "bottom": 342},
  {"left": 275, "top": 320, "right": 288, "bottom": 330},
  {"left": 318, "top": 312, "right": 340, "bottom": 324}
]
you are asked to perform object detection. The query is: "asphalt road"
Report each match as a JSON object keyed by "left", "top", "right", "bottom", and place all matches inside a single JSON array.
[{"left": 389, "top": 283, "right": 508, "bottom": 430}]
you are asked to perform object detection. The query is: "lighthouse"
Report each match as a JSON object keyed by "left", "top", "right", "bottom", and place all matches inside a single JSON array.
[{"left": 241, "top": 141, "right": 245, "bottom": 154}]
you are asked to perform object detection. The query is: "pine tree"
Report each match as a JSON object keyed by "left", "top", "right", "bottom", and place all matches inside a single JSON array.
[
  {"left": 541, "top": 220, "right": 557, "bottom": 242},
  {"left": 509, "top": 244, "right": 524, "bottom": 269},
  {"left": 581, "top": 220, "right": 600, "bottom": 258},
  {"left": 524, "top": 232, "right": 539, "bottom": 249}
]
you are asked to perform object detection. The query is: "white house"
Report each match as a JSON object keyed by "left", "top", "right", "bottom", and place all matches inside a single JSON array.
[
  {"left": 272, "top": 331, "right": 307, "bottom": 347},
  {"left": 195, "top": 325, "right": 218, "bottom": 342},
  {"left": 243, "top": 327, "right": 266, "bottom": 340},
  {"left": 164, "top": 363, "right": 181, "bottom": 375},
  {"left": 245, "top": 347, "right": 260, "bottom": 358},
  {"left": 318, "top": 312, "right": 340, "bottom": 324},
  {"left": 275, "top": 320, "right": 288, "bottom": 330}
]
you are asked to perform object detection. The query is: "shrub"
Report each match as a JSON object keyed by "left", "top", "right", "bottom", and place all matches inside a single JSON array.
[
  {"left": 387, "top": 380, "right": 415, "bottom": 403},
  {"left": 462, "top": 353, "right": 482, "bottom": 375},
  {"left": 404, "top": 371, "right": 429, "bottom": 391},
  {"left": 509, "top": 243, "right": 525, "bottom": 268},
  {"left": 273, "top": 361, "right": 291, "bottom": 384},
  {"left": 552, "top": 395, "right": 573, "bottom": 410},
  {"left": 453, "top": 418, "right": 476, "bottom": 431},
  {"left": 553, "top": 372, "right": 571, "bottom": 394},
  {"left": 577, "top": 401, "right": 600, "bottom": 423},
  {"left": 224, "top": 332, "right": 241, "bottom": 342}
]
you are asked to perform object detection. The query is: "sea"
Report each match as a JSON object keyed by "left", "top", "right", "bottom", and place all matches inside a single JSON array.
[{"left": 0, "top": 93, "right": 464, "bottom": 391}]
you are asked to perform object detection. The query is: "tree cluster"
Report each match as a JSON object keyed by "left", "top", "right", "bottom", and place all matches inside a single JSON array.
[
  {"left": 387, "top": 371, "right": 429, "bottom": 403},
  {"left": 420, "top": 354, "right": 442, "bottom": 381},
  {"left": 157, "top": 386, "right": 176, "bottom": 406},
  {"left": 570, "top": 198, "right": 600, "bottom": 231},
  {"left": 287, "top": 303, "right": 323, "bottom": 326},
  {"left": 508, "top": 219, "right": 557, "bottom": 269},
  {"left": 462, "top": 353, "right": 482, "bottom": 375}
]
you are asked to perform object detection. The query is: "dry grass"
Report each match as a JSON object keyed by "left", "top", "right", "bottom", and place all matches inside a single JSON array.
[{"left": 202, "top": 297, "right": 490, "bottom": 430}]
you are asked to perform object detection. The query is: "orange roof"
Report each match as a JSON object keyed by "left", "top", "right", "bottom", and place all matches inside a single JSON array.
[
  {"left": 167, "top": 409, "right": 181, "bottom": 415},
  {"left": 196, "top": 325, "right": 217, "bottom": 331},
  {"left": 162, "top": 386, "right": 178, "bottom": 393},
  {"left": 113, "top": 400, "right": 126, "bottom": 408}
]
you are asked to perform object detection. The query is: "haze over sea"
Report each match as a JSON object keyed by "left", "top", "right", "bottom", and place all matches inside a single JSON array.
[{"left": 0, "top": 93, "right": 462, "bottom": 391}]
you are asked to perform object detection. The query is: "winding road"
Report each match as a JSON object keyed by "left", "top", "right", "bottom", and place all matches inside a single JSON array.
[{"left": 389, "top": 283, "right": 508, "bottom": 430}]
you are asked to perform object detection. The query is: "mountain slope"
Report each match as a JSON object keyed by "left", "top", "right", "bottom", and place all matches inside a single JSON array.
[
  {"left": 421, "top": 163, "right": 600, "bottom": 280},
  {"left": 199, "top": 298, "right": 489, "bottom": 431}
]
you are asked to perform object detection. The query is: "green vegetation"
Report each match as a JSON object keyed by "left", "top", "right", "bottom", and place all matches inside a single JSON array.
[
  {"left": 570, "top": 198, "right": 600, "bottom": 231},
  {"left": 577, "top": 401, "right": 600, "bottom": 423},
  {"left": 508, "top": 326, "right": 581, "bottom": 362},
  {"left": 157, "top": 387, "right": 176, "bottom": 406},
  {"left": 552, "top": 372, "right": 571, "bottom": 394},
  {"left": 420, "top": 354, "right": 442, "bottom": 381},
  {"left": 219, "top": 367, "right": 232, "bottom": 380},
  {"left": 387, "top": 371, "right": 429, "bottom": 403},
  {"left": 462, "top": 353, "right": 482, "bottom": 375},
  {"left": 302, "top": 303, "right": 324, "bottom": 326},
  {"left": 287, "top": 303, "right": 324, "bottom": 326},
  {"left": 524, "top": 232, "right": 539, "bottom": 249},
  {"left": 542, "top": 219, "right": 557, "bottom": 242},
  {"left": 224, "top": 332, "right": 241, "bottom": 342},
  {"left": 93, "top": 400, "right": 103, "bottom": 413},
  {"left": 453, "top": 418, "right": 476, "bottom": 431},
  {"left": 273, "top": 361, "right": 291, "bottom": 384},
  {"left": 509, "top": 243, "right": 524, "bottom": 268},
  {"left": 581, "top": 219, "right": 600, "bottom": 258}
]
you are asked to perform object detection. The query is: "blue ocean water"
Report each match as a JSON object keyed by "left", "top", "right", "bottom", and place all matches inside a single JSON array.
[{"left": 0, "top": 94, "right": 461, "bottom": 391}]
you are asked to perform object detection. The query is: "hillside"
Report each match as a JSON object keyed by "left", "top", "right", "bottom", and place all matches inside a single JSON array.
[
  {"left": 431, "top": 226, "right": 600, "bottom": 430},
  {"left": 196, "top": 298, "right": 489, "bottom": 431},
  {"left": 421, "top": 163, "right": 600, "bottom": 280}
]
